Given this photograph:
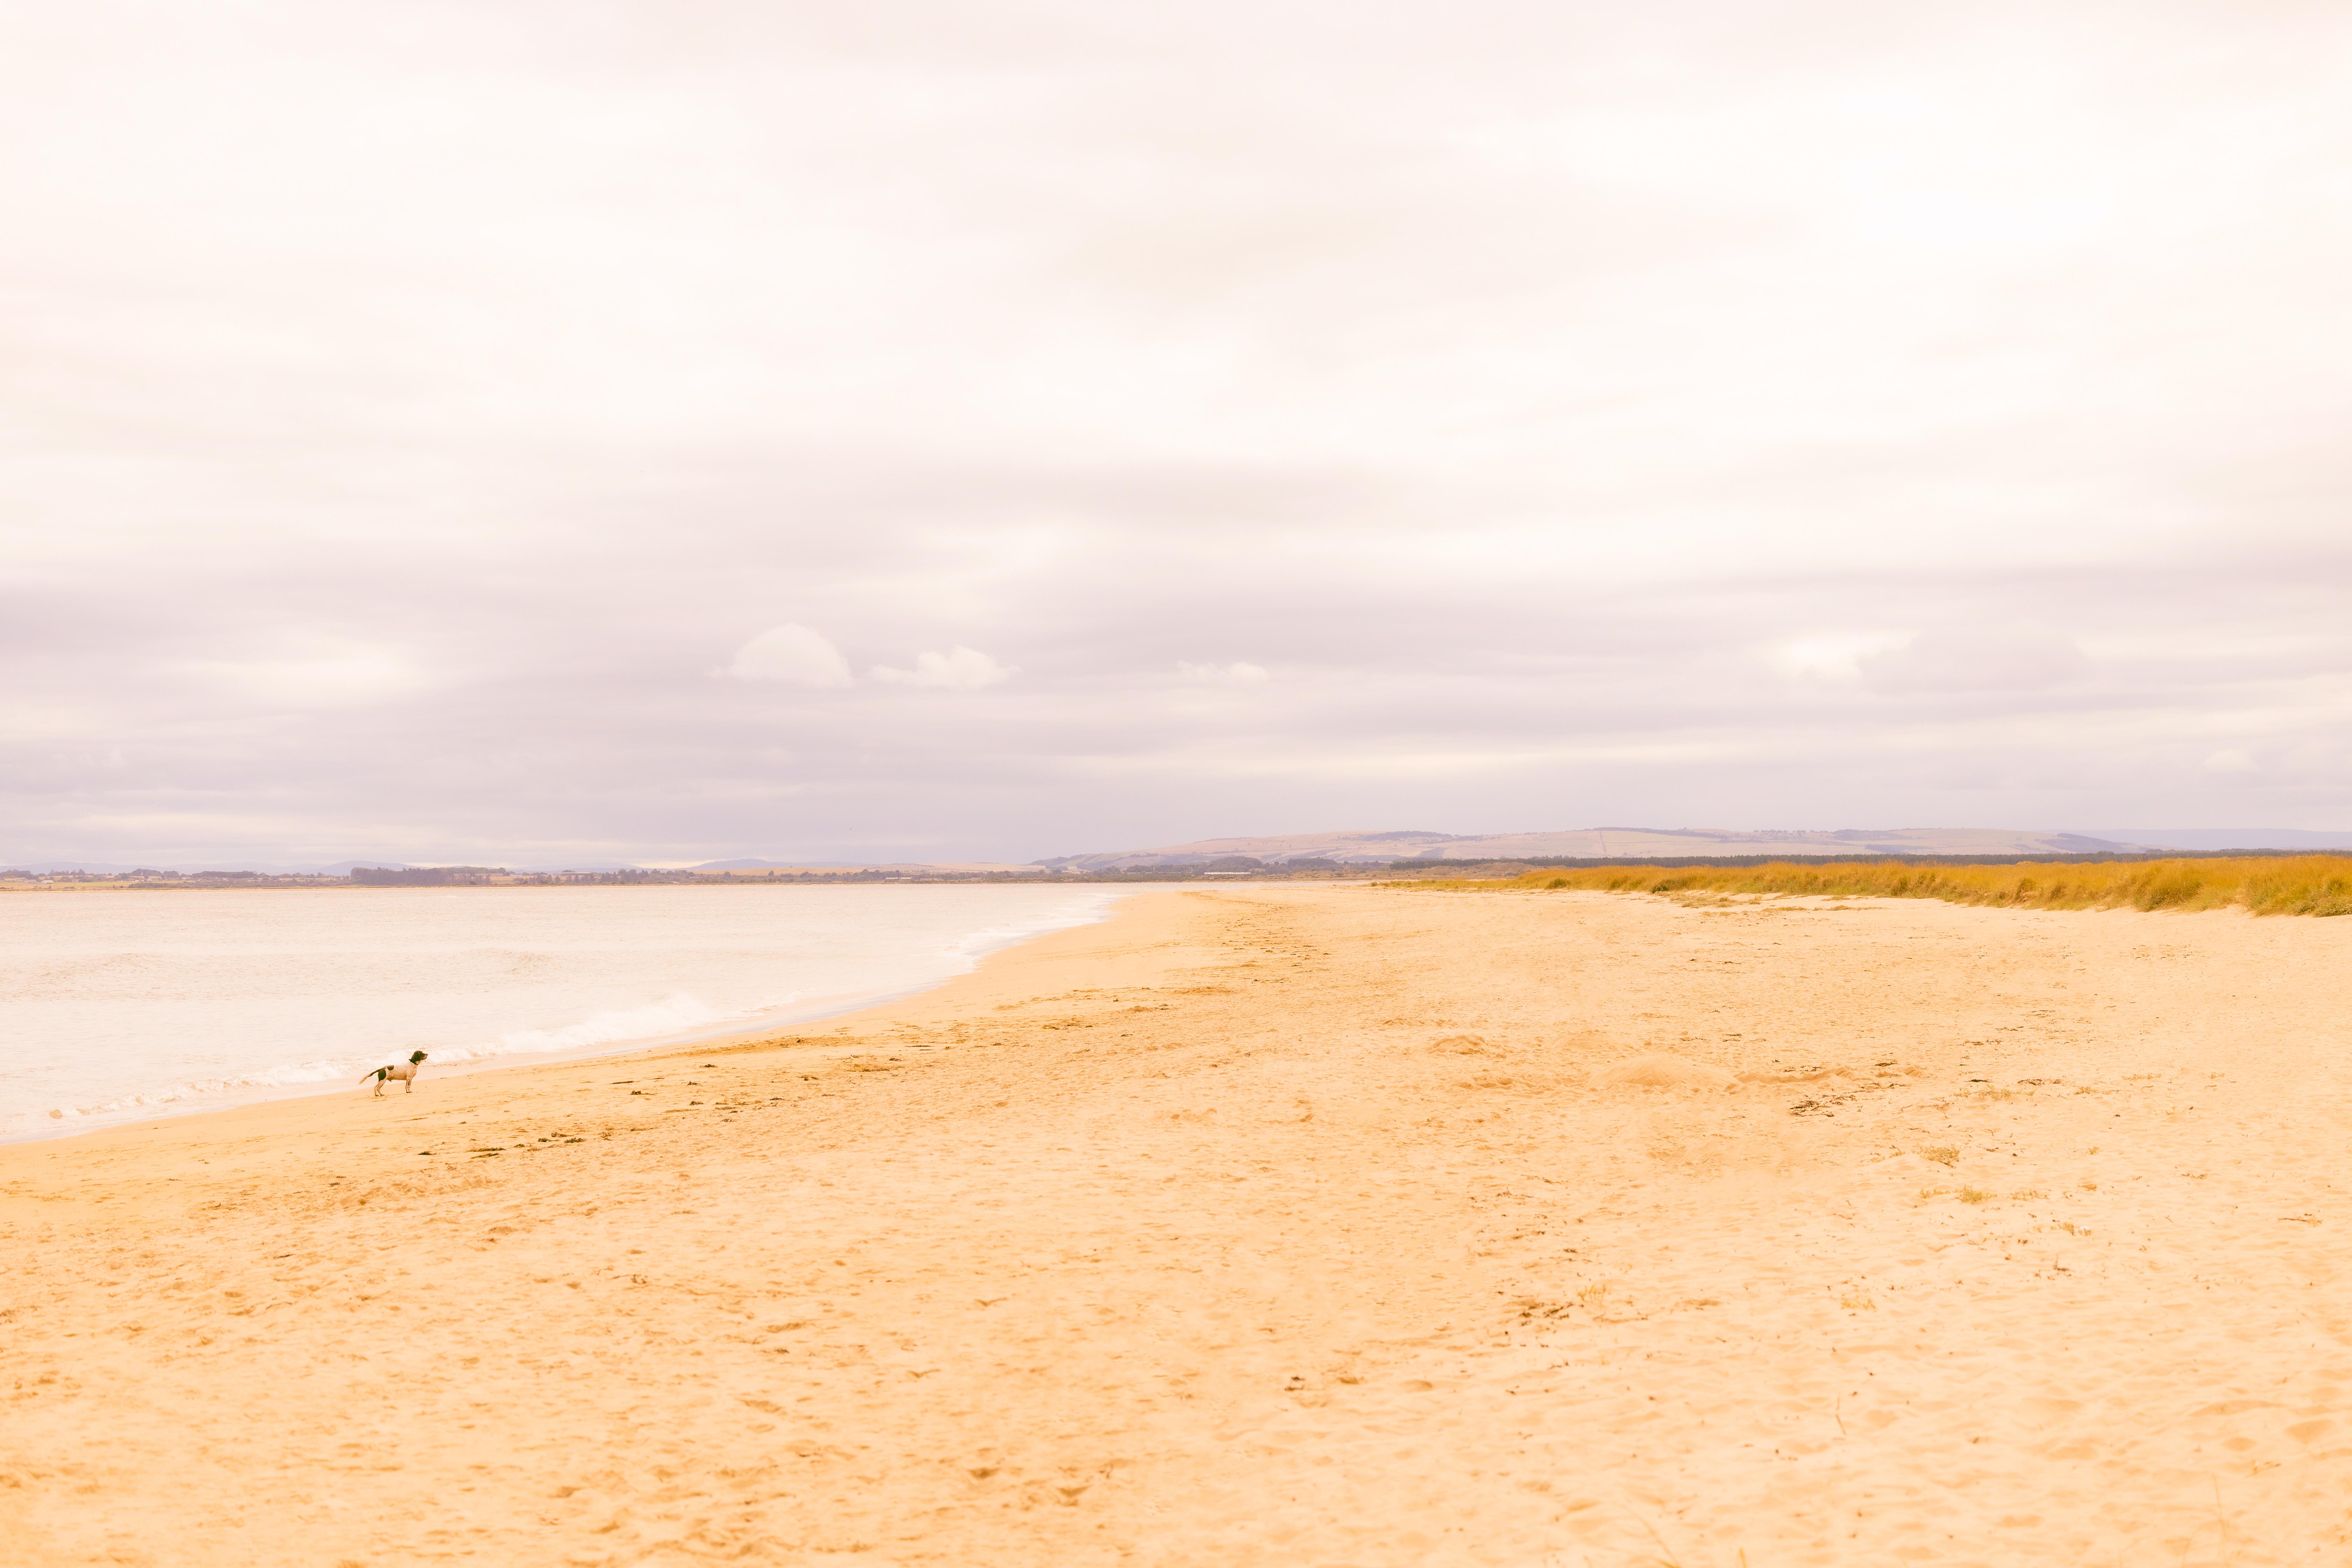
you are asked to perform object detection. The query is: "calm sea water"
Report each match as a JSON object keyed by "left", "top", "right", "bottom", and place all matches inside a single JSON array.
[{"left": 0, "top": 883, "right": 1135, "bottom": 1142}]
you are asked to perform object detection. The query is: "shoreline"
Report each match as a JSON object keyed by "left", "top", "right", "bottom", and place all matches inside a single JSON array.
[
  {"left": 1, "top": 882, "right": 1152, "bottom": 1149},
  {"left": 0, "top": 887, "right": 1205, "bottom": 1164},
  {"left": 9, "top": 884, "right": 2352, "bottom": 1564}
]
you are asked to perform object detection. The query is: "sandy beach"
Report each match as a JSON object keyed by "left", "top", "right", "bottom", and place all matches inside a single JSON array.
[{"left": 6, "top": 883, "right": 2351, "bottom": 1566}]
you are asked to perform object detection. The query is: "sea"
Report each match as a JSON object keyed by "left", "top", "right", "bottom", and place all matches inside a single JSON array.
[{"left": 0, "top": 882, "right": 1138, "bottom": 1142}]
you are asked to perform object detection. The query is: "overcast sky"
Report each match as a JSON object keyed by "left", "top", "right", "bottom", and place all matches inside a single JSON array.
[{"left": 7, "top": 0, "right": 2351, "bottom": 866}]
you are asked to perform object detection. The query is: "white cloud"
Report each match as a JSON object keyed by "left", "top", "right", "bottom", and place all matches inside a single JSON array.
[
  {"left": 1771, "top": 632, "right": 1908, "bottom": 683},
  {"left": 1856, "top": 626, "right": 2090, "bottom": 695},
  {"left": 723, "top": 625, "right": 855, "bottom": 687},
  {"left": 1178, "top": 661, "right": 1270, "bottom": 684},
  {"left": 869, "top": 646, "right": 1014, "bottom": 690},
  {"left": 174, "top": 640, "right": 429, "bottom": 707}
]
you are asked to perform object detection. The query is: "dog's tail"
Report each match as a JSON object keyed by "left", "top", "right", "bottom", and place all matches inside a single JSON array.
[{"left": 360, "top": 1066, "right": 387, "bottom": 1083}]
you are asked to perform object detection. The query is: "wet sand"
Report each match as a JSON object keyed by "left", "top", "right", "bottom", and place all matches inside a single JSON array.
[{"left": 5, "top": 884, "right": 2351, "bottom": 1565}]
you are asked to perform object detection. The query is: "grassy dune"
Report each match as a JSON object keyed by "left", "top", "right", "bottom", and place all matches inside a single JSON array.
[{"left": 1397, "top": 855, "right": 2352, "bottom": 916}]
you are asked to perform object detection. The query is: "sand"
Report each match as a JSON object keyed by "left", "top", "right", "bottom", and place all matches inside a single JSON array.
[{"left": 6, "top": 884, "right": 2352, "bottom": 1566}]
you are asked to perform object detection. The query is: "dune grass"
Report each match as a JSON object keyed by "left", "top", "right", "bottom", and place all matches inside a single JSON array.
[{"left": 1394, "top": 855, "right": 2352, "bottom": 916}]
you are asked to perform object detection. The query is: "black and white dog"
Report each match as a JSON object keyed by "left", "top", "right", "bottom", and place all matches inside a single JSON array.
[{"left": 363, "top": 1050, "right": 429, "bottom": 1097}]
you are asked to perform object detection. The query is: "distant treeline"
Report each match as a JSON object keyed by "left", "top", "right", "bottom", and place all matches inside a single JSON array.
[
  {"left": 349, "top": 866, "right": 507, "bottom": 886},
  {"left": 1072, "top": 856, "right": 1342, "bottom": 877},
  {"left": 33, "top": 848, "right": 2340, "bottom": 892}
]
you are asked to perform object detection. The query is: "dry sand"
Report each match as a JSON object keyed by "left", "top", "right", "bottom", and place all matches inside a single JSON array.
[{"left": 6, "top": 884, "right": 2352, "bottom": 1566}]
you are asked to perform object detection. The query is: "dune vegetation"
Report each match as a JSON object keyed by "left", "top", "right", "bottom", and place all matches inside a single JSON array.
[{"left": 1397, "top": 855, "right": 2352, "bottom": 917}]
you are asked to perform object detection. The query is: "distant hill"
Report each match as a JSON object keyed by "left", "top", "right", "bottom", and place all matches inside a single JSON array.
[{"left": 1032, "top": 826, "right": 2144, "bottom": 871}]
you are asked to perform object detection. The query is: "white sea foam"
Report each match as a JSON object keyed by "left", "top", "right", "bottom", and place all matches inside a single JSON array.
[
  {"left": 0, "top": 883, "right": 1136, "bottom": 1141},
  {"left": 474, "top": 993, "right": 733, "bottom": 1062}
]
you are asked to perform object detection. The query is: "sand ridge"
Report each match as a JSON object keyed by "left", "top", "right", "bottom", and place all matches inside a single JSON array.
[{"left": 5, "top": 885, "right": 2352, "bottom": 1564}]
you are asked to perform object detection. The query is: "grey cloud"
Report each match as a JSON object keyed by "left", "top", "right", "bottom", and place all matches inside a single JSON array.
[{"left": 6, "top": 1, "right": 2352, "bottom": 865}]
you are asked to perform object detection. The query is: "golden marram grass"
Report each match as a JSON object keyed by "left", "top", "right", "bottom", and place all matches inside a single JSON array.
[{"left": 1410, "top": 853, "right": 2352, "bottom": 916}]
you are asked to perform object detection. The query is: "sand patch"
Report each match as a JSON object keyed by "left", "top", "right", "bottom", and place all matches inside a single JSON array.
[
  {"left": 1597, "top": 1052, "right": 1738, "bottom": 1089},
  {"left": 1735, "top": 1062, "right": 1862, "bottom": 1083}
]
